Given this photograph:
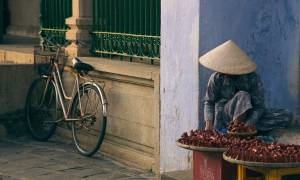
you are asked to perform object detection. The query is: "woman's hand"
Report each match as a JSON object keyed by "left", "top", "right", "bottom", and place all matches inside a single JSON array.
[
  {"left": 234, "top": 119, "right": 241, "bottom": 125},
  {"left": 205, "top": 121, "right": 213, "bottom": 130},
  {"left": 245, "top": 120, "right": 255, "bottom": 127}
]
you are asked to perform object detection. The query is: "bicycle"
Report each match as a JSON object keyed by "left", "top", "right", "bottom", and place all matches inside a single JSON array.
[{"left": 25, "top": 39, "right": 108, "bottom": 156}]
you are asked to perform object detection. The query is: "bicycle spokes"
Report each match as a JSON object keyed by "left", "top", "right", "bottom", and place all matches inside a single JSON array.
[
  {"left": 71, "top": 84, "right": 106, "bottom": 156},
  {"left": 26, "top": 78, "right": 58, "bottom": 141}
]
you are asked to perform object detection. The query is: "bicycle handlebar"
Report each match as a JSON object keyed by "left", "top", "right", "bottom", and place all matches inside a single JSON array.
[
  {"left": 41, "top": 36, "right": 86, "bottom": 50},
  {"left": 41, "top": 37, "right": 88, "bottom": 61},
  {"left": 75, "top": 40, "right": 87, "bottom": 47},
  {"left": 41, "top": 37, "right": 61, "bottom": 48}
]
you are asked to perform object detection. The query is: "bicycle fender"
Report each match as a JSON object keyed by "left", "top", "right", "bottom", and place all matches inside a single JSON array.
[{"left": 81, "top": 82, "right": 108, "bottom": 117}]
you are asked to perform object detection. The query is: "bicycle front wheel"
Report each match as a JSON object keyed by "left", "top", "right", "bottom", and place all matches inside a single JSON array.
[
  {"left": 25, "top": 78, "right": 58, "bottom": 141},
  {"left": 71, "top": 83, "right": 107, "bottom": 156}
]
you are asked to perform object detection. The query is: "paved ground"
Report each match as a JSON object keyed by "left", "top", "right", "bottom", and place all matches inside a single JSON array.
[{"left": 0, "top": 135, "right": 156, "bottom": 180}]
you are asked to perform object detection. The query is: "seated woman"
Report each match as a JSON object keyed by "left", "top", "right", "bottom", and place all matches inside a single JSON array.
[{"left": 199, "top": 40, "right": 292, "bottom": 131}]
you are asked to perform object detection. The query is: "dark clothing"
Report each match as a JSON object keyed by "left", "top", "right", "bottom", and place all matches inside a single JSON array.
[{"left": 204, "top": 72, "right": 292, "bottom": 131}]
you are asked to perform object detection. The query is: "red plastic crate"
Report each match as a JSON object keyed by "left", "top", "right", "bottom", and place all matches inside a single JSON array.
[{"left": 193, "top": 151, "right": 236, "bottom": 180}]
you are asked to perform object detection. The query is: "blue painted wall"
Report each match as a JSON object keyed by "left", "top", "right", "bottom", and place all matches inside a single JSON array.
[{"left": 199, "top": 0, "right": 300, "bottom": 127}]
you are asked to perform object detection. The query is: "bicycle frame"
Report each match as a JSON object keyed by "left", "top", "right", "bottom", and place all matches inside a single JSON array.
[
  {"left": 52, "top": 62, "right": 81, "bottom": 121},
  {"left": 41, "top": 48, "right": 83, "bottom": 123},
  {"left": 27, "top": 38, "right": 109, "bottom": 156},
  {"left": 40, "top": 44, "right": 108, "bottom": 124}
]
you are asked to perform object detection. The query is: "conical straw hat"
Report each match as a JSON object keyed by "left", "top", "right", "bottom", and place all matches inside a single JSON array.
[{"left": 199, "top": 40, "right": 256, "bottom": 75}]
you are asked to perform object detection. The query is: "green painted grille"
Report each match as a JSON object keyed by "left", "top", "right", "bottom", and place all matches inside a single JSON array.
[
  {"left": 91, "top": 0, "right": 161, "bottom": 62},
  {"left": 40, "top": 0, "right": 72, "bottom": 45}
]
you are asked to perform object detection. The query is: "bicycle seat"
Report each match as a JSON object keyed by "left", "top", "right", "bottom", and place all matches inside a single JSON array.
[{"left": 72, "top": 58, "right": 94, "bottom": 74}]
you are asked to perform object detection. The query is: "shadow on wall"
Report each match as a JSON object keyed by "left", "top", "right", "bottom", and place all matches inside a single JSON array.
[
  {"left": 199, "top": 0, "right": 300, "bottom": 128},
  {"left": 0, "top": 64, "right": 36, "bottom": 136}
]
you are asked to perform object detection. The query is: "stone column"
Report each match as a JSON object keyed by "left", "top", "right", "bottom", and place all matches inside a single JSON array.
[
  {"left": 160, "top": 0, "right": 200, "bottom": 173},
  {"left": 6, "top": 0, "right": 40, "bottom": 38},
  {"left": 65, "top": 0, "right": 93, "bottom": 57}
]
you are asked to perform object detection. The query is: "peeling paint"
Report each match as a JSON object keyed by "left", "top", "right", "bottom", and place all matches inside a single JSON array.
[{"left": 160, "top": 0, "right": 200, "bottom": 173}]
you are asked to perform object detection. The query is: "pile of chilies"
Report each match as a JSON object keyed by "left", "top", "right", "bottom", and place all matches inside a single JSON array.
[
  {"left": 225, "top": 139, "right": 300, "bottom": 163},
  {"left": 178, "top": 130, "right": 300, "bottom": 163},
  {"left": 228, "top": 121, "right": 256, "bottom": 133},
  {"left": 178, "top": 130, "right": 242, "bottom": 148}
]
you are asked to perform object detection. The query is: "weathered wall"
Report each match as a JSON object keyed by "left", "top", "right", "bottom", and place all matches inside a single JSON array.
[
  {"left": 0, "top": 64, "right": 36, "bottom": 115},
  {"left": 6, "top": 0, "right": 39, "bottom": 37},
  {"left": 0, "top": 43, "right": 160, "bottom": 173},
  {"left": 160, "top": 0, "right": 200, "bottom": 173},
  {"left": 58, "top": 58, "right": 161, "bottom": 174},
  {"left": 199, "top": 0, "right": 300, "bottom": 127}
]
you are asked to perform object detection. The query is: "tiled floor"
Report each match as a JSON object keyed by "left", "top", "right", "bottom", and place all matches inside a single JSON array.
[{"left": 0, "top": 136, "right": 156, "bottom": 180}]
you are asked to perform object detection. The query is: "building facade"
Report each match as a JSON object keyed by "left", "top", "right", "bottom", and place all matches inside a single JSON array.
[
  {"left": 0, "top": 0, "right": 300, "bottom": 176},
  {"left": 1, "top": 0, "right": 162, "bottom": 174}
]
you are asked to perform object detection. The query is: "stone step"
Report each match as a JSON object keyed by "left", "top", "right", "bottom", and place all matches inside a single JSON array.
[
  {"left": 0, "top": 35, "right": 36, "bottom": 64},
  {"left": 2, "top": 35, "right": 39, "bottom": 45},
  {"left": 161, "top": 170, "right": 192, "bottom": 180},
  {"left": 0, "top": 45, "right": 34, "bottom": 64}
]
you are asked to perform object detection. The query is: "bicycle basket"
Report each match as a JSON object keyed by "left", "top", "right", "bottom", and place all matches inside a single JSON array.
[{"left": 34, "top": 46, "right": 67, "bottom": 76}]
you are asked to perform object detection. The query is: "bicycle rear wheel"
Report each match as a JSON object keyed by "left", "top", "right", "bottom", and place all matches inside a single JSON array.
[
  {"left": 71, "top": 83, "right": 107, "bottom": 156},
  {"left": 25, "top": 78, "right": 58, "bottom": 141}
]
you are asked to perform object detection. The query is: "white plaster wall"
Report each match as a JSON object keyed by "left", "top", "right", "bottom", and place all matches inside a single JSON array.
[{"left": 160, "top": 0, "right": 200, "bottom": 173}]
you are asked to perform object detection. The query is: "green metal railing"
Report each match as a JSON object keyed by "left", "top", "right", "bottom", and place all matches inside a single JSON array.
[
  {"left": 40, "top": 0, "right": 72, "bottom": 45},
  {"left": 91, "top": 0, "right": 161, "bottom": 62}
]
